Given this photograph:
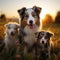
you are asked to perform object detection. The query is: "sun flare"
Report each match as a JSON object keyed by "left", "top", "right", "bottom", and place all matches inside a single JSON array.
[{"left": 40, "top": 9, "right": 48, "bottom": 20}]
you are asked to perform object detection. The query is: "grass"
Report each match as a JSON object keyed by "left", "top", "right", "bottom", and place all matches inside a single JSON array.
[
  {"left": 43, "top": 23, "right": 60, "bottom": 45},
  {"left": 0, "top": 21, "right": 60, "bottom": 60},
  {"left": 42, "top": 23, "right": 60, "bottom": 60}
]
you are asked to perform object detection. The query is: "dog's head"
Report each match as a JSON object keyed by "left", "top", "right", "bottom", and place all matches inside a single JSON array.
[
  {"left": 5, "top": 22, "right": 19, "bottom": 36},
  {"left": 18, "top": 6, "right": 42, "bottom": 29},
  {"left": 35, "top": 31, "right": 53, "bottom": 44}
]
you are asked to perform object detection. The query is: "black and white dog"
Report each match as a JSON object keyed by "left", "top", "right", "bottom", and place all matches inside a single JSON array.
[
  {"left": 34, "top": 31, "right": 54, "bottom": 60},
  {"left": 18, "top": 6, "right": 42, "bottom": 54}
]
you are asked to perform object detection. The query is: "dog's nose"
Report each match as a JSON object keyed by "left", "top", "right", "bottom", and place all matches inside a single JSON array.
[
  {"left": 42, "top": 41, "right": 44, "bottom": 44},
  {"left": 29, "top": 20, "right": 33, "bottom": 24},
  {"left": 11, "top": 32, "right": 15, "bottom": 35}
]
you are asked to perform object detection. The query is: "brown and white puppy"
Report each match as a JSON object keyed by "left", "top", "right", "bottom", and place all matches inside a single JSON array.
[
  {"left": 34, "top": 31, "right": 54, "bottom": 60},
  {"left": 18, "top": 6, "right": 42, "bottom": 54}
]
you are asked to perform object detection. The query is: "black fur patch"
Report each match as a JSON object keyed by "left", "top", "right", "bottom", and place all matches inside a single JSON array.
[
  {"left": 18, "top": 7, "right": 26, "bottom": 20},
  {"left": 32, "top": 6, "right": 42, "bottom": 15}
]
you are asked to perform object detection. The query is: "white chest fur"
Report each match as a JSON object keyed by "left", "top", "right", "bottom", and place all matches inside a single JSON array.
[{"left": 24, "top": 25, "right": 39, "bottom": 46}]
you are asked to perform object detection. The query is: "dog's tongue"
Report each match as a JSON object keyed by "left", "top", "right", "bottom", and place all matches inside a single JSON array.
[{"left": 29, "top": 25, "right": 33, "bottom": 29}]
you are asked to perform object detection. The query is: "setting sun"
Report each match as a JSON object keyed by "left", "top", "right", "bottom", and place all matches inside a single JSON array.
[{"left": 40, "top": 9, "right": 48, "bottom": 20}]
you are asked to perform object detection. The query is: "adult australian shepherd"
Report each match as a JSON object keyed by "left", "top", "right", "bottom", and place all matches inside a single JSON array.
[{"left": 18, "top": 6, "right": 42, "bottom": 54}]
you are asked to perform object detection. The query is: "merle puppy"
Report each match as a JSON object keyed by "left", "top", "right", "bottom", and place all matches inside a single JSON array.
[{"left": 34, "top": 31, "right": 54, "bottom": 60}]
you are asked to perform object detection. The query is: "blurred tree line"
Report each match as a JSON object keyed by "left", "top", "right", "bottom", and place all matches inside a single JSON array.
[
  {"left": 42, "top": 14, "right": 53, "bottom": 25},
  {"left": 42, "top": 11, "right": 60, "bottom": 26},
  {"left": 0, "top": 11, "right": 60, "bottom": 24},
  {"left": 0, "top": 14, "right": 19, "bottom": 23},
  {"left": 0, "top": 14, "right": 6, "bottom": 22},
  {"left": 55, "top": 11, "right": 60, "bottom": 23}
]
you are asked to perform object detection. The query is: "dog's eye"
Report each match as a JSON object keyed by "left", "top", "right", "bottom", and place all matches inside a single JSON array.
[
  {"left": 24, "top": 15, "right": 29, "bottom": 18},
  {"left": 45, "top": 36, "right": 48, "bottom": 39},
  {"left": 38, "top": 34, "right": 43, "bottom": 39},
  {"left": 33, "top": 14, "right": 37, "bottom": 18},
  {"left": 14, "top": 28, "right": 17, "bottom": 30},
  {"left": 8, "top": 27, "right": 10, "bottom": 29},
  {"left": 38, "top": 35, "right": 42, "bottom": 39}
]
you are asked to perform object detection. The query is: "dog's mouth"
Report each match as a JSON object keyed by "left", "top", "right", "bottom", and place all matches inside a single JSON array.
[{"left": 28, "top": 24, "right": 34, "bottom": 29}]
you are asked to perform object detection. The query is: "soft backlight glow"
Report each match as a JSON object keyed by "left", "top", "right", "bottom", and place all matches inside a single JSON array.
[{"left": 40, "top": 9, "right": 48, "bottom": 19}]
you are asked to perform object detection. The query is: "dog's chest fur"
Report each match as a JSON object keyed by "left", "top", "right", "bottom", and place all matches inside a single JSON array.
[
  {"left": 24, "top": 25, "right": 38, "bottom": 46},
  {"left": 5, "top": 35, "right": 18, "bottom": 47}
]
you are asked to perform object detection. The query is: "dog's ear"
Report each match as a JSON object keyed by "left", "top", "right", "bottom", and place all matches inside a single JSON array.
[
  {"left": 17, "top": 7, "right": 26, "bottom": 16},
  {"left": 47, "top": 32, "right": 54, "bottom": 37},
  {"left": 35, "top": 32, "right": 40, "bottom": 38},
  {"left": 33, "top": 6, "right": 42, "bottom": 15}
]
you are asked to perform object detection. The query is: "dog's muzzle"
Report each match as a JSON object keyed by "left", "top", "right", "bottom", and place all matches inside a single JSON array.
[
  {"left": 29, "top": 20, "right": 34, "bottom": 29},
  {"left": 11, "top": 32, "right": 15, "bottom": 36}
]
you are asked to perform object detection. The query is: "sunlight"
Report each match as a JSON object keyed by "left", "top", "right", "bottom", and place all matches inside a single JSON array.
[{"left": 40, "top": 9, "right": 48, "bottom": 20}]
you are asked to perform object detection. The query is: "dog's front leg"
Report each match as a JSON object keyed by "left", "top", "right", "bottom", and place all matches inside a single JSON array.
[{"left": 24, "top": 46, "right": 28, "bottom": 55}]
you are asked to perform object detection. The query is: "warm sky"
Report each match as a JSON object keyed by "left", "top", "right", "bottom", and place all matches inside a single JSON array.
[{"left": 0, "top": 0, "right": 60, "bottom": 19}]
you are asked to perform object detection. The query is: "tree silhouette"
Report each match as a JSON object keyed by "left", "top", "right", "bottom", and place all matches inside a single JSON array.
[
  {"left": 0, "top": 14, "right": 6, "bottom": 21},
  {"left": 42, "top": 14, "right": 53, "bottom": 25},
  {"left": 55, "top": 11, "right": 60, "bottom": 23}
]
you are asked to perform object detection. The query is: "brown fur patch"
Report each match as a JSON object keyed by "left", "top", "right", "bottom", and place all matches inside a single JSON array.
[
  {"left": 21, "top": 16, "right": 40, "bottom": 28},
  {"left": 35, "top": 17, "right": 40, "bottom": 26},
  {"left": 21, "top": 20, "right": 27, "bottom": 28}
]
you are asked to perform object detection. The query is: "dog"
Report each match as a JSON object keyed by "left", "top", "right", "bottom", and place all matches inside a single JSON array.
[
  {"left": 33, "top": 31, "right": 54, "bottom": 60},
  {"left": 4, "top": 22, "right": 20, "bottom": 55},
  {"left": 18, "top": 6, "right": 42, "bottom": 54}
]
